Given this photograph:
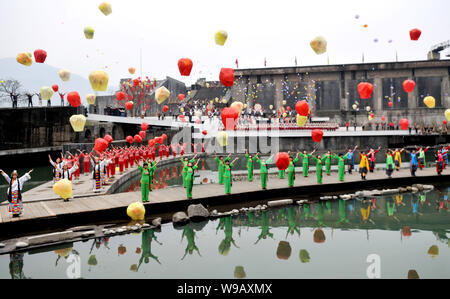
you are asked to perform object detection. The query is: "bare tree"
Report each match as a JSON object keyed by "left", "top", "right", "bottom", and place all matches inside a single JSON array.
[{"left": 0, "top": 78, "right": 24, "bottom": 107}]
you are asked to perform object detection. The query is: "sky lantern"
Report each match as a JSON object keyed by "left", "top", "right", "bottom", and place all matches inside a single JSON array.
[
  {"left": 128, "top": 67, "right": 136, "bottom": 74},
  {"left": 89, "top": 70, "right": 109, "bottom": 91},
  {"left": 215, "top": 30, "right": 228, "bottom": 46},
  {"left": 104, "top": 134, "right": 113, "bottom": 144},
  {"left": 127, "top": 202, "right": 145, "bottom": 221},
  {"left": 53, "top": 179, "right": 73, "bottom": 200},
  {"left": 94, "top": 138, "right": 109, "bottom": 153},
  {"left": 84, "top": 27, "right": 95, "bottom": 39},
  {"left": 216, "top": 131, "right": 228, "bottom": 147},
  {"left": 67, "top": 91, "right": 81, "bottom": 107},
  {"left": 178, "top": 58, "right": 193, "bottom": 76},
  {"left": 399, "top": 118, "right": 409, "bottom": 130},
  {"left": 148, "top": 139, "right": 155, "bottom": 147},
  {"left": 311, "top": 129, "right": 324, "bottom": 143},
  {"left": 297, "top": 115, "right": 307, "bottom": 126},
  {"left": 52, "top": 85, "right": 59, "bottom": 92},
  {"left": 58, "top": 69, "right": 71, "bottom": 81},
  {"left": 161, "top": 134, "right": 167, "bottom": 141},
  {"left": 230, "top": 101, "right": 244, "bottom": 115},
  {"left": 402, "top": 80, "right": 416, "bottom": 93},
  {"left": 221, "top": 107, "right": 239, "bottom": 130},
  {"left": 34, "top": 49, "right": 47, "bottom": 63},
  {"left": 86, "top": 94, "right": 96, "bottom": 105},
  {"left": 163, "top": 105, "right": 169, "bottom": 113},
  {"left": 139, "top": 131, "right": 146, "bottom": 139},
  {"left": 296, "top": 100, "right": 309, "bottom": 116},
  {"left": 141, "top": 122, "right": 149, "bottom": 131},
  {"left": 40, "top": 86, "right": 54, "bottom": 101},
  {"left": 275, "top": 152, "right": 290, "bottom": 171},
  {"left": 423, "top": 96, "right": 435, "bottom": 108},
  {"left": 178, "top": 94, "right": 185, "bottom": 101},
  {"left": 381, "top": 116, "right": 386, "bottom": 121},
  {"left": 155, "top": 86, "right": 170, "bottom": 104},
  {"left": 98, "top": 2, "right": 112, "bottom": 16},
  {"left": 219, "top": 68, "right": 235, "bottom": 87},
  {"left": 134, "top": 135, "right": 143, "bottom": 143},
  {"left": 69, "top": 115, "right": 87, "bottom": 132},
  {"left": 126, "top": 136, "right": 134, "bottom": 144},
  {"left": 16, "top": 52, "right": 33, "bottom": 66},
  {"left": 357, "top": 82, "right": 374, "bottom": 99},
  {"left": 116, "top": 91, "right": 126, "bottom": 101},
  {"left": 445, "top": 109, "right": 450, "bottom": 121},
  {"left": 125, "top": 101, "right": 134, "bottom": 110},
  {"left": 202, "top": 130, "right": 208, "bottom": 136},
  {"left": 388, "top": 102, "right": 393, "bottom": 108},
  {"left": 443, "top": 120, "right": 448, "bottom": 125},
  {"left": 409, "top": 28, "right": 422, "bottom": 41},
  {"left": 310, "top": 36, "right": 327, "bottom": 55}
]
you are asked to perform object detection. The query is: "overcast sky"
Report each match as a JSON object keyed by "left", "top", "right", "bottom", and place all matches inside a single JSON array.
[{"left": 0, "top": 0, "right": 449, "bottom": 88}]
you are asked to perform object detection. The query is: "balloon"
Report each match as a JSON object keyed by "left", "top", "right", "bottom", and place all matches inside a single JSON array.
[
  {"left": 311, "top": 129, "right": 323, "bottom": 143},
  {"left": 52, "top": 85, "right": 59, "bottom": 92},
  {"left": 40, "top": 86, "right": 54, "bottom": 101},
  {"left": 69, "top": 115, "right": 86, "bottom": 132},
  {"left": 310, "top": 36, "right": 327, "bottom": 55},
  {"left": 215, "top": 30, "right": 228, "bottom": 46},
  {"left": 134, "top": 135, "right": 143, "bottom": 143},
  {"left": 163, "top": 105, "right": 169, "bottom": 113},
  {"left": 67, "top": 91, "right": 81, "bottom": 107},
  {"left": 104, "top": 134, "right": 113, "bottom": 144},
  {"left": 116, "top": 91, "right": 126, "bottom": 101},
  {"left": 84, "top": 27, "right": 95, "bottom": 39},
  {"left": 230, "top": 101, "right": 244, "bottom": 115},
  {"left": 357, "top": 82, "right": 374, "bottom": 99},
  {"left": 139, "top": 131, "right": 146, "bottom": 139},
  {"left": 58, "top": 69, "right": 71, "bottom": 82},
  {"left": 155, "top": 87, "right": 170, "bottom": 104},
  {"left": 296, "top": 100, "right": 310, "bottom": 116},
  {"left": 94, "top": 138, "right": 109, "bottom": 152},
  {"left": 128, "top": 67, "right": 136, "bottom": 74},
  {"left": 400, "top": 118, "right": 409, "bottom": 130},
  {"left": 126, "top": 136, "right": 134, "bottom": 144},
  {"left": 402, "top": 80, "right": 416, "bottom": 93},
  {"left": 445, "top": 109, "right": 450, "bottom": 121},
  {"left": 16, "top": 52, "right": 33, "bottom": 66},
  {"left": 221, "top": 107, "right": 239, "bottom": 130},
  {"left": 202, "top": 130, "right": 208, "bottom": 136},
  {"left": 99, "top": 2, "right": 112, "bottom": 16},
  {"left": 297, "top": 115, "right": 307, "bottom": 126},
  {"left": 53, "top": 179, "right": 73, "bottom": 200},
  {"left": 423, "top": 96, "right": 435, "bottom": 108},
  {"left": 34, "top": 49, "right": 47, "bottom": 63},
  {"left": 219, "top": 68, "right": 235, "bottom": 87},
  {"left": 388, "top": 102, "right": 393, "bottom": 108},
  {"left": 125, "top": 101, "right": 134, "bottom": 110},
  {"left": 409, "top": 28, "right": 422, "bottom": 41},
  {"left": 178, "top": 58, "right": 193, "bottom": 76},
  {"left": 89, "top": 70, "right": 109, "bottom": 91},
  {"left": 216, "top": 131, "right": 228, "bottom": 147},
  {"left": 141, "top": 122, "right": 149, "bottom": 131},
  {"left": 127, "top": 202, "right": 146, "bottom": 221},
  {"left": 86, "top": 94, "right": 96, "bottom": 105},
  {"left": 275, "top": 152, "right": 290, "bottom": 171},
  {"left": 276, "top": 241, "right": 292, "bottom": 260},
  {"left": 178, "top": 94, "right": 185, "bottom": 101}
]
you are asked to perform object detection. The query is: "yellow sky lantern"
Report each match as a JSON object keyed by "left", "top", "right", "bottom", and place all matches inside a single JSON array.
[
  {"left": 89, "top": 70, "right": 109, "bottom": 91},
  {"left": 310, "top": 36, "right": 327, "bottom": 55},
  {"left": 69, "top": 115, "right": 87, "bottom": 132},
  {"left": 155, "top": 86, "right": 170, "bottom": 104},
  {"left": 127, "top": 202, "right": 146, "bottom": 221},
  {"left": 53, "top": 179, "right": 73, "bottom": 200},
  {"left": 40, "top": 86, "right": 54, "bottom": 101},
  {"left": 215, "top": 30, "right": 228, "bottom": 46},
  {"left": 423, "top": 96, "right": 435, "bottom": 108},
  {"left": 217, "top": 131, "right": 228, "bottom": 147}
]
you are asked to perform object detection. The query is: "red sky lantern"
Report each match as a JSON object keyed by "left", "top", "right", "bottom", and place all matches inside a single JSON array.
[
  {"left": 161, "top": 134, "right": 167, "bottom": 141},
  {"left": 311, "top": 129, "right": 324, "bottom": 143},
  {"left": 370, "top": 113, "right": 375, "bottom": 118},
  {"left": 400, "top": 118, "right": 409, "bottom": 130},
  {"left": 34, "top": 49, "right": 47, "bottom": 63},
  {"left": 67, "top": 91, "right": 81, "bottom": 107},
  {"left": 104, "top": 134, "right": 113, "bottom": 144},
  {"left": 134, "top": 135, "right": 143, "bottom": 143},
  {"left": 178, "top": 94, "right": 186, "bottom": 101},
  {"left": 94, "top": 138, "right": 108, "bottom": 153},
  {"left": 148, "top": 139, "right": 155, "bottom": 147},
  {"left": 125, "top": 101, "right": 134, "bottom": 110},
  {"left": 141, "top": 122, "right": 149, "bottom": 131},
  {"left": 116, "top": 91, "right": 126, "bottom": 101},
  {"left": 409, "top": 28, "right": 422, "bottom": 41},
  {"left": 381, "top": 116, "right": 386, "bottom": 121},
  {"left": 275, "top": 152, "right": 290, "bottom": 171},
  {"left": 219, "top": 68, "right": 235, "bottom": 87},
  {"left": 52, "top": 85, "right": 59, "bottom": 92},
  {"left": 133, "top": 78, "right": 141, "bottom": 87},
  {"left": 178, "top": 58, "right": 193, "bottom": 76},
  {"left": 402, "top": 80, "right": 416, "bottom": 93},
  {"left": 126, "top": 136, "right": 134, "bottom": 144},
  {"left": 295, "top": 100, "right": 309, "bottom": 116},
  {"left": 221, "top": 107, "right": 239, "bottom": 130},
  {"left": 196, "top": 119, "right": 201, "bottom": 124},
  {"left": 388, "top": 102, "right": 393, "bottom": 108},
  {"left": 286, "top": 106, "right": 291, "bottom": 111},
  {"left": 357, "top": 82, "right": 374, "bottom": 99},
  {"left": 202, "top": 130, "right": 208, "bottom": 136},
  {"left": 443, "top": 120, "right": 448, "bottom": 125},
  {"left": 154, "top": 136, "right": 163, "bottom": 144},
  {"left": 163, "top": 105, "right": 169, "bottom": 113},
  {"left": 139, "top": 131, "right": 146, "bottom": 139}
]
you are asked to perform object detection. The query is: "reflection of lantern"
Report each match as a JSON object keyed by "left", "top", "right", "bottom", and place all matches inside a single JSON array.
[
  {"left": 53, "top": 179, "right": 73, "bottom": 200},
  {"left": 423, "top": 96, "right": 435, "bottom": 108},
  {"left": 99, "top": 2, "right": 112, "bottom": 16},
  {"left": 118, "top": 245, "right": 126, "bottom": 255},
  {"left": 40, "top": 86, "right": 54, "bottom": 101},
  {"left": 88, "top": 255, "right": 98, "bottom": 266},
  {"left": 16, "top": 52, "right": 33, "bottom": 66},
  {"left": 402, "top": 80, "right": 416, "bottom": 93},
  {"left": 275, "top": 152, "right": 290, "bottom": 171},
  {"left": 178, "top": 58, "right": 193, "bottom": 76},
  {"left": 311, "top": 129, "right": 323, "bottom": 143},
  {"left": 219, "top": 68, "right": 235, "bottom": 87},
  {"left": 310, "top": 36, "right": 327, "bottom": 55},
  {"left": 216, "top": 131, "right": 228, "bottom": 147},
  {"left": 84, "top": 27, "right": 95, "bottom": 39},
  {"left": 34, "top": 49, "right": 47, "bottom": 63},
  {"left": 313, "top": 228, "right": 326, "bottom": 243},
  {"left": 358, "top": 82, "right": 374, "bottom": 99},
  {"left": 155, "top": 87, "right": 170, "bottom": 104},
  {"left": 299, "top": 249, "right": 310, "bottom": 263},
  {"left": 55, "top": 247, "right": 72, "bottom": 258},
  {"left": 86, "top": 94, "right": 96, "bottom": 105},
  {"left": 69, "top": 115, "right": 87, "bottom": 132},
  {"left": 427, "top": 245, "right": 439, "bottom": 258},
  {"left": 89, "top": 70, "right": 109, "bottom": 91},
  {"left": 234, "top": 266, "right": 246, "bottom": 279},
  {"left": 402, "top": 226, "right": 412, "bottom": 237},
  {"left": 127, "top": 202, "right": 146, "bottom": 221},
  {"left": 67, "top": 91, "right": 81, "bottom": 107},
  {"left": 58, "top": 69, "right": 71, "bottom": 81},
  {"left": 407, "top": 270, "right": 419, "bottom": 279},
  {"left": 215, "top": 30, "right": 228, "bottom": 46},
  {"left": 276, "top": 241, "right": 292, "bottom": 260}
]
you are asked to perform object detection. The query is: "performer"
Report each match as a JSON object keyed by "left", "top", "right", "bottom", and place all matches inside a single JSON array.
[
  {"left": 323, "top": 150, "right": 333, "bottom": 176},
  {"left": 60, "top": 163, "right": 78, "bottom": 181},
  {"left": 255, "top": 155, "right": 270, "bottom": 190},
  {"left": 345, "top": 146, "right": 358, "bottom": 174},
  {"left": 368, "top": 147, "right": 381, "bottom": 172},
  {"left": 287, "top": 152, "right": 300, "bottom": 187},
  {"left": 416, "top": 146, "right": 430, "bottom": 170},
  {"left": 137, "top": 160, "right": 152, "bottom": 203},
  {"left": 333, "top": 152, "right": 348, "bottom": 182},
  {"left": 223, "top": 157, "right": 239, "bottom": 195},
  {"left": 215, "top": 154, "right": 230, "bottom": 185},
  {"left": 244, "top": 150, "right": 257, "bottom": 182},
  {"left": 91, "top": 157, "right": 103, "bottom": 192},
  {"left": 436, "top": 150, "right": 444, "bottom": 175},
  {"left": 148, "top": 160, "right": 159, "bottom": 192},
  {"left": 49, "top": 153, "right": 64, "bottom": 183},
  {"left": 0, "top": 169, "right": 33, "bottom": 217},
  {"left": 181, "top": 155, "right": 197, "bottom": 188},
  {"left": 185, "top": 158, "right": 200, "bottom": 199},
  {"left": 385, "top": 150, "right": 395, "bottom": 179},
  {"left": 67, "top": 152, "right": 81, "bottom": 180},
  {"left": 358, "top": 151, "right": 370, "bottom": 180},
  {"left": 311, "top": 155, "right": 324, "bottom": 184},
  {"left": 78, "top": 150, "right": 92, "bottom": 176},
  {"left": 394, "top": 148, "right": 405, "bottom": 171},
  {"left": 299, "top": 149, "right": 316, "bottom": 177},
  {"left": 404, "top": 149, "right": 419, "bottom": 176}
]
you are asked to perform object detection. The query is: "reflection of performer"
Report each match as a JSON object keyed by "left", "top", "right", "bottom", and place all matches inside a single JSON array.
[
  {"left": 255, "top": 211, "right": 274, "bottom": 244},
  {"left": 360, "top": 200, "right": 374, "bottom": 224},
  {"left": 336, "top": 199, "right": 349, "bottom": 225},
  {"left": 218, "top": 216, "right": 239, "bottom": 255},
  {"left": 9, "top": 253, "right": 26, "bottom": 279},
  {"left": 386, "top": 197, "right": 400, "bottom": 222},
  {"left": 181, "top": 226, "right": 201, "bottom": 260},
  {"left": 286, "top": 207, "right": 301, "bottom": 238},
  {"left": 138, "top": 229, "right": 161, "bottom": 270}
]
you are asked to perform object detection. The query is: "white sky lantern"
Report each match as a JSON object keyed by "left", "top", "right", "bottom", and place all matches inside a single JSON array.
[
  {"left": 155, "top": 86, "right": 170, "bottom": 104},
  {"left": 40, "top": 86, "right": 54, "bottom": 100},
  {"left": 89, "top": 70, "right": 109, "bottom": 91},
  {"left": 58, "top": 69, "right": 71, "bottom": 82},
  {"left": 53, "top": 179, "right": 73, "bottom": 200},
  {"left": 69, "top": 114, "right": 87, "bottom": 132}
]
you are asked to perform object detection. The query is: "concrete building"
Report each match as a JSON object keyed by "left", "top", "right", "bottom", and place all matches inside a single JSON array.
[{"left": 231, "top": 60, "right": 450, "bottom": 126}]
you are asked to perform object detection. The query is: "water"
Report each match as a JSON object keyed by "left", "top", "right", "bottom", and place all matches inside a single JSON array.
[
  {"left": 1, "top": 185, "right": 449, "bottom": 279},
  {"left": 0, "top": 166, "right": 50, "bottom": 203}
]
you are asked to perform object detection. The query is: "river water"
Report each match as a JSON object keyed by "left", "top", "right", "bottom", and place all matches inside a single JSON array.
[{"left": 1, "top": 185, "right": 449, "bottom": 279}]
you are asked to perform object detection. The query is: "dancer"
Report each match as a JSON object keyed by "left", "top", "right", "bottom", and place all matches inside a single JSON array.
[
  {"left": 255, "top": 155, "right": 270, "bottom": 190},
  {"left": 299, "top": 149, "right": 316, "bottom": 177},
  {"left": 368, "top": 147, "right": 381, "bottom": 172},
  {"left": 137, "top": 160, "right": 152, "bottom": 203},
  {"left": 323, "top": 150, "right": 333, "bottom": 176},
  {"left": 394, "top": 148, "right": 405, "bottom": 171},
  {"left": 386, "top": 149, "right": 395, "bottom": 179},
  {"left": 287, "top": 152, "right": 300, "bottom": 187},
  {"left": 311, "top": 155, "right": 324, "bottom": 184},
  {"left": 436, "top": 150, "right": 444, "bottom": 175},
  {"left": 215, "top": 154, "right": 230, "bottom": 185},
  {"left": 358, "top": 150, "right": 370, "bottom": 180},
  {"left": 181, "top": 155, "right": 197, "bottom": 188},
  {"left": 244, "top": 150, "right": 257, "bottom": 182},
  {"left": 0, "top": 169, "right": 33, "bottom": 217},
  {"left": 78, "top": 150, "right": 92, "bottom": 176},
  {"left": 49, "top": 153, "right": 64, "bottom": 183},
  {"left": 416, "top": 146, "right": 430, "bottom": 170},
  {"left": 333, "top": 152, "right": 348, "bottom": 182},
  {"left": 185, "top": 158, "right": 200, "bottom": 199},
  {"left": 346, "top": 146, "right": 358, "bottom": 174},
  {"left": 91, "top": 156, "right": 103, "bottom": 192},
  {"left": 148, "top": 160, "right": 159, "bottom": 192},
  {"left": 223, "top": 157, "right": 239, "bottom": 195},
  {"left": 404, "top": 149, "right": 419, "bottom": 176}
]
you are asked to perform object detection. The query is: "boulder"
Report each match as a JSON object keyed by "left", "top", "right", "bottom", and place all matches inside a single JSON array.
[
  {"left": 0, "top": 243, "right": 5, "bottom": 248},
  {"left": 172, "top": 212, "right": 189, "bottom": 224},
  {"left": 187, "top": 204, "right": 210, "bottom": 219},
  {"left": 411, "top": 187, "right": 419, "bottom": 193},
  {"left": 15, "top": 241, "right": 29, "bottom": 248},
  {"left": 267, "top": 199, "right": 294, "bottom": 207},
  {"left": 406, "top": 186, "right": 412, "bottom": 192},
  {"left": 151, "top": 218, "right": 162, "bottom": 227},
  {"left": 398, "top": 187, "right": 408, "bottom": 193},
  {"left": 423, "top": 185, "right": 434, "bottom": 190}
]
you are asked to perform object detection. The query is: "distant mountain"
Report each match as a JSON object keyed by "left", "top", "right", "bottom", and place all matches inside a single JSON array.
[{"left": 0, "top": 57, "right": 113, "bottom": 107}]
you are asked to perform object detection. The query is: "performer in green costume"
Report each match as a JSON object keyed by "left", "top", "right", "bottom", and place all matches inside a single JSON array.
[
  {"left": 299, "top": 149, "right": 316, "bottom": 177},
  {"left": 181, "top": 155, "right": 197, "bottom": 188},
  {"left": 385, "top": 150, "right": 395, "bottom": 178},
  {"left": 311, "top": 155, "right": 324, "bottom": 184},
  {"left": 148, "top": 160, "right": 159, "bottom": 192},
  {"left": 215, "top": 153, "right": 230, "bottom": 185},
  {"left": 323, "top": 150, "right": 333, "bottom": 175},
  {"left": 137, "top": 161, "right": 152, "bottom": 202},
  {"left": 244, "top": 150, "right": 257, "bottom": 182},
  {"left": 287, "top": 152, "right": 300, "bottom": 187},
  {"left": 185, "top": 158, "right": 200, "bottom": 199},
  {"left": 333, "top": 153, "right": 348, "bottom": 182},
  {"left": 223, "top": 157, "right": 239, "bottom": 195},
  {"left": 256, "top": 155, "right": 270, "bottom": 189}
]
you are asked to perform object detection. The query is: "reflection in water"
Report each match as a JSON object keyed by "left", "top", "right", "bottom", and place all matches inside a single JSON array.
[{"left": 3, "top": 186, "right": 450, "bottom": 279}]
